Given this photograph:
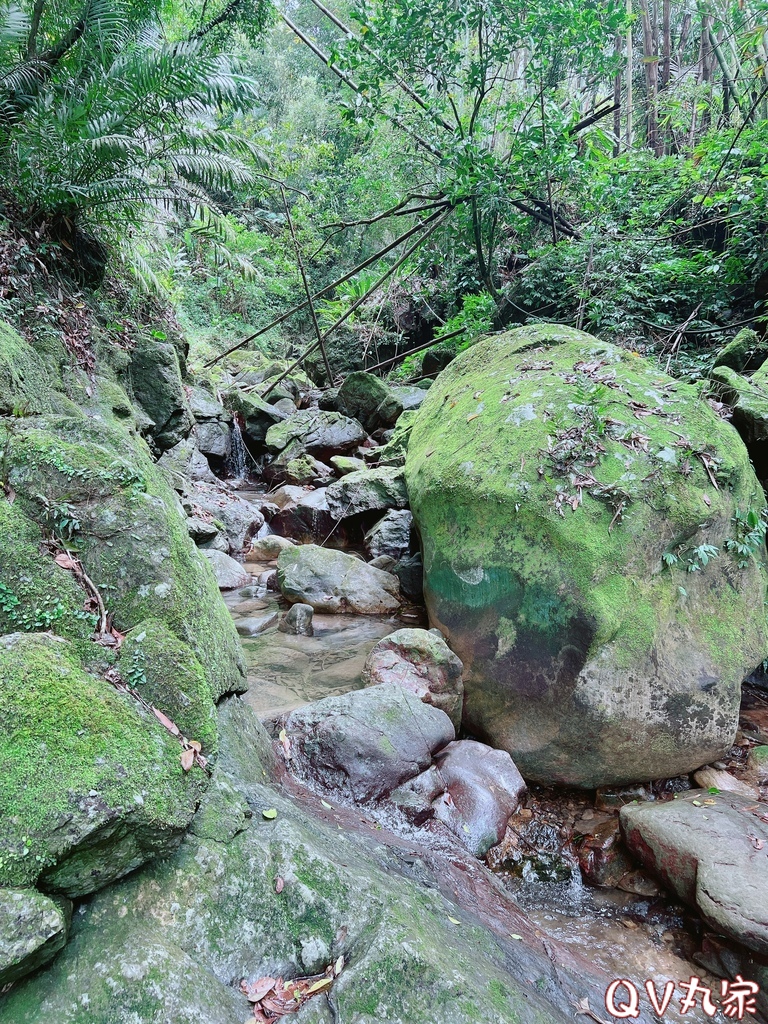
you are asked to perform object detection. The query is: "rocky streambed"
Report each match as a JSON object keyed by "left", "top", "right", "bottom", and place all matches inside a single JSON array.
[{"left": 2, "top": 319, "right": 768, "bottom": 1023}]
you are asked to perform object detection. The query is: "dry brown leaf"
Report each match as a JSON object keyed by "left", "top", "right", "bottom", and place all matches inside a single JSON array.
[
  {"left": 275, "top": 876, "right": 285, "bottom": 893},
  {"left": 180, "top": 748, "right": 195, "bottom": 771},
  {"left": 153, "top": 707, "right": 180, "bottom": 736},
  {"left": 188, "top": 739, "right": 202, "bottom": 753},
  {"left": 242, "top": 976, "right": 277, "bottom": 1003},
  {"left": 54, "top": 552, "right": 78, "bottom": 570},
  {"left": 305, "top": 977, "right": 332, "bottom": 995}
]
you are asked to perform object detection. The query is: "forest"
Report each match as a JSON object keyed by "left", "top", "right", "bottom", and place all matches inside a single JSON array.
[{"left": 1, "top": 0, "right": 768, "bottom": 1021}]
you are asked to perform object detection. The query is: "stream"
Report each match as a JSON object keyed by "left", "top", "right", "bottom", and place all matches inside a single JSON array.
[{"left": 222, "top": 492, "right": 731, "bottom": 1024}]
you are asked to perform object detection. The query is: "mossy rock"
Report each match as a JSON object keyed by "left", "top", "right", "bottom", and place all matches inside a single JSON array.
[
  {"left": 0, "top": 888, "right": 70, "bottom": 986},
  {"left": 0, "top": 320, "right": 53, "bottom": 415},
  {"left": 224, "top": 387, "right": 285, "bottom": 447},
  {"left": 712, "top": 328, "right": 768, "bottom": 374},
  {"left": 376, "top": 409, "right": 418, "bottom": 466},
  {"left": 2, "top": 415, "right": 245, "bottom": 700},
  {"left": 121, "top": 620, "right": 218, "bottom": 755},
  {"left": 336, "top": 371, "right": 403, "bottom": 432},
  {"left": 0, "top": 499, "right": 95, "bottom": 652},
  {"left": 0, "top": 633, "right": 205, "bottom": 897},
  {"left": 0, "top": 699, "right": 567, "bottom": 1024},
  {"left": 406, "top": 324, "right": 768, "bottom": 787},
  {"left": 126, "top": 336, "right": 193, "bottom": 450}
]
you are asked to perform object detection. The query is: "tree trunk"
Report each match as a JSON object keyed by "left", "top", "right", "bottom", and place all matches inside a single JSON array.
[
  {"left": 639, "top": 0, "right": 661, "bottom": 155},
  {"left": 626, "top": 0, "right": 633, "bottom": 148},
  {"left": 613, "top": 33, "right": 622, "bottom": 155}
]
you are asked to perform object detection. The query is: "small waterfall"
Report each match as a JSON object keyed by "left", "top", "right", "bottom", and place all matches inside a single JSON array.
[{"left": 227, "top": 418, "right": 248, "bottom": 480}]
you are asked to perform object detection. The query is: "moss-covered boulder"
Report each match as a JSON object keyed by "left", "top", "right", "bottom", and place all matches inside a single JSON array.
[
  {"left": 0, "top": 889, "right": 70, "bottom": 985},
  {"left": 0, "top": 633, "right": 205, "bottom": 898},
  {"left": 712, "top": 327, "right": 768, "bottom": 374},
  {"left": 406, "top": 324, "right": 768, "bottom": 787},
  {"left": 127, "top": 336, "right": 193, "bottom": 450},
  {"left": 336, "top": 371, "right": 403, "bottom": 432},
  {"left": 0, "top": 321, "right": 53, "bottom": 415},
  {"left": 0, "top": 699, "right": 571, "bottom": 1024},
  {"left": 2, "top": 415, "right": 245, "bottom": 699}
]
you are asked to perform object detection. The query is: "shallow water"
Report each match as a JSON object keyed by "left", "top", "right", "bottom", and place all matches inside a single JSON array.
[{"left": 224, "top": 586, "right": 397, "bottom": 720}]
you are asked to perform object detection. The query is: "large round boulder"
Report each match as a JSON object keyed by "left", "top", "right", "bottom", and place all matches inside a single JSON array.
[{"left": 405, "top": 324, "right": 768, "bottom": 787}]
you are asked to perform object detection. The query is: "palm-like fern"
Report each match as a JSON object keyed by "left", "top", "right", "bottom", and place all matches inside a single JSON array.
[{"left": 0, "top": 0, "right": 269, "bottom": 288}]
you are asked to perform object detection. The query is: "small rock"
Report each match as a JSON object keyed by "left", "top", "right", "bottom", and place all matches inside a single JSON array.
[
  {"left": 369, "top": 555, "right": 397, "bottom": 571},
  {"left": 336, "top": 372, "right": 403, "bottom": 433},
  {"left": 330, "top": 455, "right": 367, "bottom": 475},
  {"left": 278, "top": 603, "right": 314, "bottom": 636},
  {"left": 747, "top": 745, "right": 768, "bottom": 784},
  {"left": 362, "top": 627, "right": 464, "bottom": 730},
  {"left": 235, "top": 612, "right": 279, "bottom": 636},
  {"left": 431, "top": 740, "right": 526, "bottom": 857},
  {"left": 364, "top": 509, "right": 414, "bottom": 560},
  {"left": 186, "top": 516, "right": 219, "bottom": 543},
  {"left": 0, "top": 889, "right": 70, "bottom": 985},
  {"left": 202, "top": 549, "right": 251, "bottom": 590},
  {"left": 246, "top": 534, "right": 296, "bottom": 562},
  {"left": 692, "top": 766, "right": 759, "bottom": 799}
]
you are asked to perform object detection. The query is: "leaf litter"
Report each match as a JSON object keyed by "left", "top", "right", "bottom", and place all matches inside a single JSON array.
[{"left": 241, "top": 957, "right": 344, "bottom": 1021}]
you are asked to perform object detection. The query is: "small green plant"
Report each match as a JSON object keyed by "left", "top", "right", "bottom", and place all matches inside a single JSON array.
[
  {"left": 687, "top": 543, "right": 719, "bottom": 572},
  {"left": 724, "top": 508, "right": 767, "bottom": 568}
]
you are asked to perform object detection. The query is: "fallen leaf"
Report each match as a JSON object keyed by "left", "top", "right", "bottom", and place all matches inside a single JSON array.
[
  {"left": 334, "top": 955, "right": 344, "bottom": 976},
  {"left": 321, "top": 800, "right": 332, "bottom": 810},
  {"left": 466, "top": 413, "right": 480, "bottom": 422},
  {"left": 692, "top": 799, "right": 702, "bottom": 806},
  {"left": 305, "top": 977, "right": 333, "bottom": 995},
  {"left": 510, "top": 933, "right": 523, "bottom": 940},
  {"left": 278, "top": 728, "right": 290, "bottom": 756},
  {"left": 180, "top": 748, "right": 195, "bottom": 771},
  {"left": 262, "top": 808, "right": 278, "bottom": 820},
  {"left": 275, "top": 876, "right": 285, "bottom": 893},
  {"left": 447, "top": 916, "right": 460, "bottom": 925},
  {"left": 153, "top": 707, "right": 180, "bottom": 736},
  {"left": 188, "top": 739, "right": 202, "bottom": 753},
  {"left": 54, "top": 552, "right": 78, "bottom": 570},
  {"left": 242, "top": 976, "right": 277, "bottom": 1002}
]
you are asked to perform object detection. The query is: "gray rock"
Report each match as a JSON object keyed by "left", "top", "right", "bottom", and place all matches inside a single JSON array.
[
  {"left": 265, "top": 410, "right": 367, "bottom": 459},
  {"left": 284, "top": 683, "right": 455, "bottom": 801},
  {"left": 365, "top": 509, "right": 414, "bottom": 559},
  {"left": 621, "top": 791, "right": 768, "bottom": 955},
  {"left": 326, "top": 466, "right": 409, "bottom": 519},
  {"left": 278, "top": 603, "right": 314, "bottom": 636},
  {"left": 272, "top": 397, "right": 298, "bottom": 417},
  {"left": 362, "top": 627, "right": 464, "bottom": 730},
  {"left": 191, "top": 484, "right": 265, "bottom": 553},
  {"left": 186, "top": 515, "right": 220, "bottom": 544},
  {"left": 158, "top": 437, "right": 216, "bottom": 486},
  {"left": 195, "top": 419, "right": 231, "bottom": 460},
  {"left": 128, "top": 336, "right": 194, "bottom": 450},
  {"left": 277, "top": 544, "right": 401, "bottom": 615},
  {"left": 431, "top": 740, "right": 526, "bottom": 856},
  {"left": 0, "top": 889, "right": 70, "bottom": 986},
  {"left": 235, "top": 612, "right": 279, "bottom": 636},
  {"left": 268, "top": 486, "right": 337, "bottom": 545},
  {"left": 246, "top": 534, "right": 296, "bottom": 562},
  {"left": 202, "top": 550, "right": 251, "bottom": 590},
  {"left": 393, "top": 551, "right": 423, "bottom": 601},
  {"left": 262, "top": 443, "right": 335, "bottom": 486},
  {"left": 369, "top": 554, "right": 397, "bottom": 571},
  {"left": 189, "top": 387, "right": 228, "bottom": 422}
]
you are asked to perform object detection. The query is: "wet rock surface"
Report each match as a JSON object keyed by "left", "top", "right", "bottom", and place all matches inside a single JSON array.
[
  {"left": 621, "top": 790, "right": 768, "bottom": 955},
  {"left": 0, "top": 889, "right": 70, "bottom": 986},
  {"left": 278, "top": 602, "right": 314, "bottom": 636},
  {"left": 202, "top": 549, "right": 251, "bottom": 589}
]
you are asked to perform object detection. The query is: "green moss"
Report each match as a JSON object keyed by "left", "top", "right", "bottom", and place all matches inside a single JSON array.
[
  {"left": 0, "top": 633, "right": 203, "bottom": 889},
  {"left": 121, "top": 619, "right": 218, "bottom": 754},
  {"left": 0, "top": 320, "right": 53, "bottom": 415},
  {"left": 3, "top": 415, "right": 245, "bottom": 700},
  {"left": 0, "top": 499, "right": 95, "bottom": 649}
]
